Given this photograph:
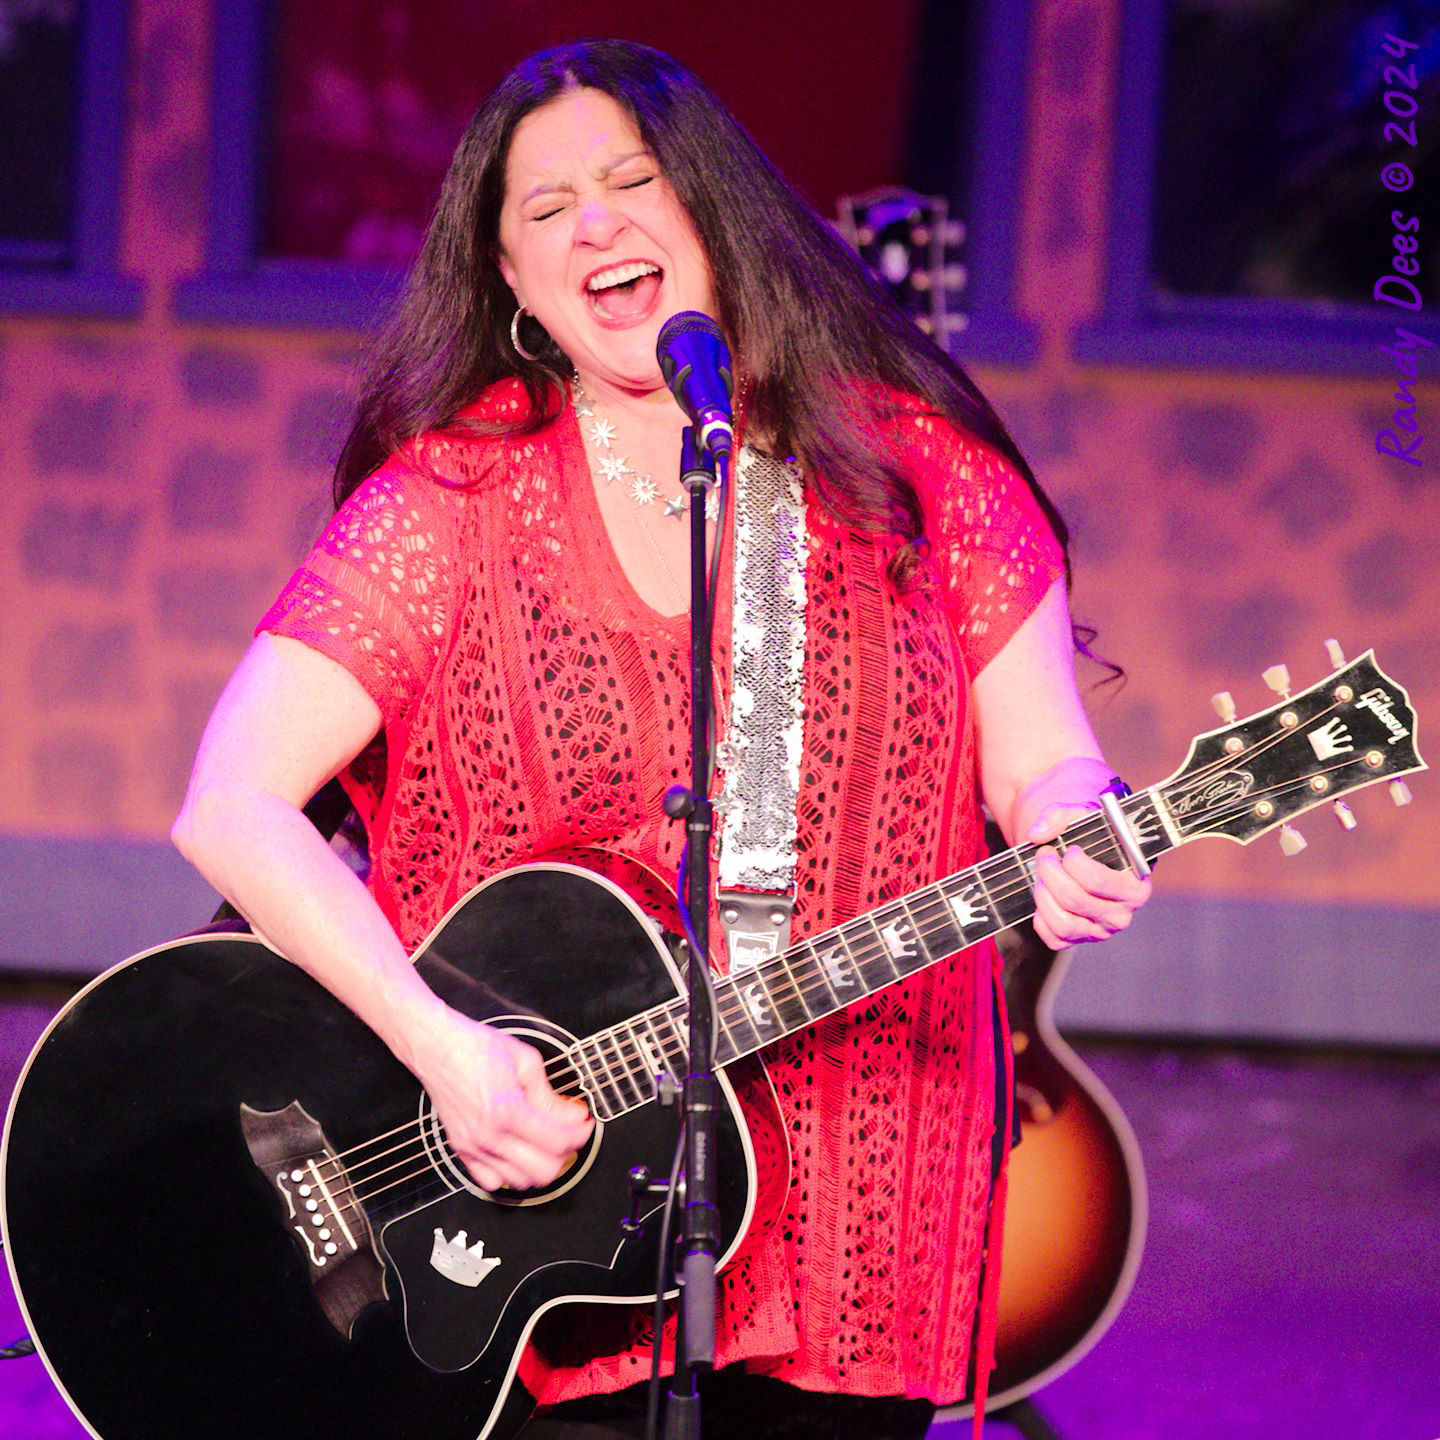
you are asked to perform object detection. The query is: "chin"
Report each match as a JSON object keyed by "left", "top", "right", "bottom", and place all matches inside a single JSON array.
[{"left": 594, "top": 344, "right": 666, "bottom": 391}]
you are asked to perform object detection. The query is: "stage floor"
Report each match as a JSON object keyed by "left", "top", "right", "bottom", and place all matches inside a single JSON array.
[{"left": 2, "top": 979, "right": 1437, "bottom": 1440}]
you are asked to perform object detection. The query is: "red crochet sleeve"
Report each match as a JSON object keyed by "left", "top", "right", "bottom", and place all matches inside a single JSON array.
[
  {"left": 901, "top": 411, "right": 1066, "bottom": 674},
  {"left": 256, "top": 453, "right": 462, "bottom": 729}
]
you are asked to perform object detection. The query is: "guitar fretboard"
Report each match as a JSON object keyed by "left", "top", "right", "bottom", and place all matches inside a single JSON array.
[{"left": 568, "top": 789, "right": 1170, "bottom": 1119}]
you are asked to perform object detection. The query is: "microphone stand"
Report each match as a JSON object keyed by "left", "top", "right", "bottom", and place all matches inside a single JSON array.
[{"left": 660, "top": 426, "right": 727, "bottom": 1440}]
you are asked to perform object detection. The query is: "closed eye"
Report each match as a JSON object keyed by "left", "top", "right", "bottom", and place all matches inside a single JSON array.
[{"left": 619, "top": 176, "right": 655, "bottom": 190}]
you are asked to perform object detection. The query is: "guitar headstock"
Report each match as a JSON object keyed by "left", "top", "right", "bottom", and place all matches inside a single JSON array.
[
  {"left": 1157, "top": 648, "right": 1425, "bottom": 848},
  {"left": 834, "top": 187, "right": 967, "bottom": 344}
]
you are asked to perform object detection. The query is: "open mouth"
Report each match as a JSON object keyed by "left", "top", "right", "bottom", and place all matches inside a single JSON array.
[{"left": 584, "top": 260, "right": 664, "bottom": 324}]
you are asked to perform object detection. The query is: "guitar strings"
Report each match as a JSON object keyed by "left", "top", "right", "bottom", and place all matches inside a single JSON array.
[
  {"left": 298, "top": 808, "right": 1132, "bottom": 1225},
  {"left": 311, "top": 690, "right": 1349, "bottom": 1178},
  {"left": 303, "top": 805, "right": 1123, "bottom": 1180},
  {"left": 305, "top": 798, "right": 1183, "bottom": 1211},
  {"left": 298, "top": 806, "right": 1115, "bottom": 1178},
  {"left": 1160, "top": 692, "right": 1349, "bottom": 802},
  {"left": 302, "top": 748, "right": 1370, "bottom": 1228}
]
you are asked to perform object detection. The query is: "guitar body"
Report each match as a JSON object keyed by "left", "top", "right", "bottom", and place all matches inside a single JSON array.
[
  {"left": 991, "top": 946, "right": 1145, "bottom": 1404},
  {"left": 938, "top": 928, "right": 1146, "bottom": 1422},
  {"left": 2, "top": 862, "right": 764, "bottom": 1440}
]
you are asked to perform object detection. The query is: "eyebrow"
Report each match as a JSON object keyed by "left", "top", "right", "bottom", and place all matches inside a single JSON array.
[{"left": 520, "top": 149, "right": 654, "bottom": 204}]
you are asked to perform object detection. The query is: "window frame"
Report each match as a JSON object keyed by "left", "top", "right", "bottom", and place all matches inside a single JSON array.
[
  {"left": 0, "top": 0, "right": 142, "bottom": 318},
  {"left": 177, "top": 0, "right": 1039, "bottom": 354},
  {"left": 941, "top": 0, "right": 1039, "bottom": 366},
  {"left": 1074, "top": 0, "right": 1438, "bottom": 375}
]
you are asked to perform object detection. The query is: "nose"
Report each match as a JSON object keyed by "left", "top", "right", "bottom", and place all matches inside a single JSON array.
[{"left": 575, "top": 195, "right": 628, "bottom": 248}]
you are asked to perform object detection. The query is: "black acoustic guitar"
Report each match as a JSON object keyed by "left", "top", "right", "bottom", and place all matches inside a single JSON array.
[{"left": 1, "top": 650, "right": 1422, "bottom": 1440}]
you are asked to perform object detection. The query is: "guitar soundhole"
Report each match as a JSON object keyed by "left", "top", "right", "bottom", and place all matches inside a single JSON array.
[{"left": 417, "top": 1016, "right": 606, "bottom": 1208}]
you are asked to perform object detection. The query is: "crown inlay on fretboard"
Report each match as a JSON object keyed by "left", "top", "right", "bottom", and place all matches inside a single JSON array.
[{"left": 947, "top": 889, "right": 988, "bottom": 931}]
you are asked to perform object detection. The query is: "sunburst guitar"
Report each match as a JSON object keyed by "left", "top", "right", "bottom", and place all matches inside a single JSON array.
[{"left": 2, "top": 648, "right": 1423, "bottom": 1439}]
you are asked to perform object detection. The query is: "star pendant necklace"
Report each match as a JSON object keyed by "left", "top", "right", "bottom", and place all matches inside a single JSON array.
[{"left": 571, "top": 376, "right": 720, "bottom": 526}]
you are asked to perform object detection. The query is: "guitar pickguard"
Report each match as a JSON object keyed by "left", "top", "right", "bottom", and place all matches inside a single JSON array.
[{"left": 377, "top": 1098, "right": 677, "bottom": 1374}]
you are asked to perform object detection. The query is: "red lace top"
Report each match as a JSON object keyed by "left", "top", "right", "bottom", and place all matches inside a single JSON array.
[{"left": 259, "top": 378, "right": 1064, "bottom": 1407}]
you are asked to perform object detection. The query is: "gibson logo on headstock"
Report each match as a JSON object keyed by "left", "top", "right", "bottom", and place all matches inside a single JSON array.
[
  {"left": 1354, "top": 687, "right": 1410, "bottom": 744},
  {"left": 1169, "top": 769, "right": 1255, "bottom": 817}
]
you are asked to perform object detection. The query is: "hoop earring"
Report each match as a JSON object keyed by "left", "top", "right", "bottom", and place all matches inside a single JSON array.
[{"left": 510, "top": 305, "right": 542, "bottom": 362}]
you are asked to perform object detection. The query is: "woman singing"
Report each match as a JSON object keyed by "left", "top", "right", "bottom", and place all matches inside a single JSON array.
[{"left": 173, "top": 39, "right": 1150, "bottom": 1440}]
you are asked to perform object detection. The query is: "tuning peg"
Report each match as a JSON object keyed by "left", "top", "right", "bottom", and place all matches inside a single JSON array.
[
  {"left": 1332, "top": 801, "right": 1358, "bottom": 831},
  {"left": 1279, "top": 824, "right": 1307, "bottom": 856},
  {"left": 1211, "top": 691, "right": 1237, "bottom": 723},
  {"left": 1262, "top": 664, "right": 1291, "bottom": 699},
  {"left": 1325, "top": 638, "right": 1345, "bottom": 668},
  {"left": 1390, "top": 780, "right": 1413, "bottom": 807}
]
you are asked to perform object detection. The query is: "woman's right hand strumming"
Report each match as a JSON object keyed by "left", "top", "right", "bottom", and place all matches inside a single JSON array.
[{"left": 405, "top": 1007, "right": 594, "bottom": 1193}]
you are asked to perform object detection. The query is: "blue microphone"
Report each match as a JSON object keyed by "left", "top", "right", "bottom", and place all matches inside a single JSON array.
[{"left": 655, "top": 312, "right": 734, "bottom": 460}]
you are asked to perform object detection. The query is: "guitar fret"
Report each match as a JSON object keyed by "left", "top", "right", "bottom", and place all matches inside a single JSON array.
[
  {"left": 894, "top": 896, "right": 935, "bottom": 965},
  {"left": 905, "top": 882, "right": 964, "bottom": 960},
  {"left": 636, "top": 1013, "right": 679, "bottom": 1082},
  {"left": 939, "top": 872, "right": 998, "bottom": 946},
  {"left": 640, "top": 1009, "right": 685, "bottom": 1078},
  {"left": 869, "top": 901, "right": 931, "bottom": 979},
  {"left": 706, "top": 978, "right": 748, "bottom": 1065},
  {"left": 792, "top": 939, "right": 837, "bottom": 1013},
  {"left": 976, "top": 853, "right": 1032, "bottom": 932},
  {"left": 593, "top": 1026, "right": 647, "bottom": 1112},
  {"left": 860, "top": 913, "right": 904, "bottom": 980},
  {"left": 805, "top": 935, "right": 858, "bottom": 1010},
  {"left": 618, "top": 1018, "right": 658, "bottom": 1107},
  {"left": 761, "top": 952, "right": 814, "bottom": 1031},
  {"left": 654, "top": 1000, "right": 697, "bottom": 1071},
  {"left": 727, "top": 968, "right": 781, "bottom": 1052},
  {"left": 572, "top": 1038, "right": 624, "bottom": 1120},
  {"left": 840, "top": 921, "right": 896, "bottom": 992}
]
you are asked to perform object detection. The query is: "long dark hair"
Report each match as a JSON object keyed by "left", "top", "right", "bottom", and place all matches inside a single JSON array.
[{"left": 334, "top": 38, "right": 1073, "bottom": 600}]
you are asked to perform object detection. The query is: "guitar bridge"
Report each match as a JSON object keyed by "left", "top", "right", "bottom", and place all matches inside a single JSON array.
[{"left": 240, "top": 1100, "right": 385, "bottom": 1336}]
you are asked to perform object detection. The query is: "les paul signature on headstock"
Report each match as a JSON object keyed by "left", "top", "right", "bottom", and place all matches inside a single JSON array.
[{"left": 835, "top": 186, "right": 968, "bottom": 345}]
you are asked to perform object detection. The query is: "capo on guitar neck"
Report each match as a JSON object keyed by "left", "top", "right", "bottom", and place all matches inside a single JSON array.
[{"left": 1097, "top": 777, "right": 1152, "bottom": 880}]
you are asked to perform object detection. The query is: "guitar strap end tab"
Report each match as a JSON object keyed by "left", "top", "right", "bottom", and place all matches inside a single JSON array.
[{"left": 717, "top": 890, "right": 794, "bottom": 971}]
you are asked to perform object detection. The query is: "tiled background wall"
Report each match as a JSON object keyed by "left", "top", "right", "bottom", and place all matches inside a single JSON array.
[{"left": 2, "top": 0, "right": 1436, "bottom": 1040}]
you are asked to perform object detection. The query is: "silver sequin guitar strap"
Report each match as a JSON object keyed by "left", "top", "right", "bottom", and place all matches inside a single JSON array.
[{"left": 715, "top": 446, "right": 808, "bottom": 971}]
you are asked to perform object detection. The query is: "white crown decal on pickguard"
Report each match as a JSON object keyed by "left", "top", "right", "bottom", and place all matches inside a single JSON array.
[
  {"left": 1307, "top": 717, "right": 1354, "bottom": 762},
  {"left": 430, "top": 1229, "right": 501, "bottom": 1288}
]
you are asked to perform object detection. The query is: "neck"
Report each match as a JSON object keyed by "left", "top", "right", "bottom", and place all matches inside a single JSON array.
[
  {"left": 568, "top": 789, "right": 1172, "bottom": 1119},
  {"left": 572, "top": 367, "right": 683, "bottom": 434}
]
